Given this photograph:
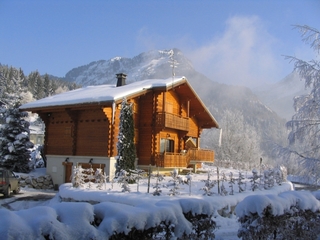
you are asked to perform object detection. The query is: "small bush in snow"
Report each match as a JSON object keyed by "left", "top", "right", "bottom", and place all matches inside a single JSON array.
[
  {"left": 220, "top": 172, "right": 228, "bottom": 196},
  {"left": 116, "top": 169, "right": 132, "bottom": 192},
  {"left": 152, "top": 169, "right": 164, "bottom": 196},
  {"left": 238, "top": 171, "right": 245, "bottom": 193},
  {"left": 95, "top": 168, "right": 107, "bottom": 190},
  {"left": 263, "top": 169, "right": 275, "bottom": 190},
  {"left": 166, "top": 169, "right": 183, "bottom": 196},
  {"left": 229, "top": 172, "right": 235, "bottom": 195},
  {"left": 201, "top": 170, "right": 216, "bottom": 196},
  {"left": 250, "top": 169, "right": 260, "bottom": 191},
  {"left": 71, "top": 165, "right": 86, "bottom": 188}
]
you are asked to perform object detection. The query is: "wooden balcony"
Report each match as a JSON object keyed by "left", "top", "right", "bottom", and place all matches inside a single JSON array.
[
  {"left": 154, "top": 148, "right": 214, "bottom": 168},
  {"left": 187, "top": 148, "right": 214, "bottom": 164},
  {"left": 155, "top": 112, "right": 189, "bottom": 131}
]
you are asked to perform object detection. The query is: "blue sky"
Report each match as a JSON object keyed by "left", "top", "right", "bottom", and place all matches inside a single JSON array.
[{"left": 1, "top": 0, "right": 319, "bottom": 87}]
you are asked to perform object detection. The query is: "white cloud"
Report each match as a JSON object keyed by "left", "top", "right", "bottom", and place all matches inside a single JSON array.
[{"left": 185, "top": 16, "right": 282, "bottom": 87}]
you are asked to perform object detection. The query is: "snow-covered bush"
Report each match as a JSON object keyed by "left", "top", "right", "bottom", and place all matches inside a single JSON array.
[
  {"left": 29, "top": 144, "right": 45, "bottom": 169},
  {"left": 201, "top": 169, "right": 216, "bottom": 196},
  {"left": 250, "top": 169, "right": 260, "bottom": 191},
  {"left": 116, "top": 169, "right": 132, "bottom": 192},
  {"left": 229, "top": 172, "right": 235, "bottom": 195},
  {"left": 152, "top": 169, "right": 164, "bottom": 196},
  {"left": 181, "top": 212, "right": 216, "bottom": 239},
  {"left": 238, "top": 171, "right": 245, "bottom": 192},
  {"left": 263, "top": 169, "right": 275, "bottom": 189},
  {"left": 71, "top": 165, "right": 86, "bottom": 188},
  {"left": 166, "top": 169, "right": 183, "bottom": 196},
  {"left": 236, "top": 191, "right": 320, "bottom": 239},
  {"left": 95, "top": 168, "right": 107, "bottom": 190}
]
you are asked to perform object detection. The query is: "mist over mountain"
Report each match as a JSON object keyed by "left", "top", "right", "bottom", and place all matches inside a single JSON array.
[
  {"left": 253, "top": 72, "right": 308, "bottom": 121},
  {"left": 63, "top": 49, "right": 290, "bottom": 160}
]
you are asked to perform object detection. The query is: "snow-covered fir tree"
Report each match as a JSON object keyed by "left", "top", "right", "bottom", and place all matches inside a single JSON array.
[
  {"left": 166, "top": 169, "right": 182, "bottom": 196},
  {"left": 116, "top": 169, "right": 132, "bottom": 192},
  {"left": 238, "top": 171, "right": 245, "bottom": 192},
  {"left": 220, "top": 172, "right": 228, "bottom": 196},
  {"left": 185, "top": 172, "right": 192, "bottom": 196},
  {"left": 201, "top": 169, "right": 216, "bottom": 196},
  {"left": 228, "top": 172, "right": 235, "bottom": 195},
  {"left": 86, "top": 166, "right": 94, "bottom": 189},
  {"left": 0, "top": 108, "right": 34, "bottom": 172},
  {"left": 95, "top": 168, "right": 108, "bottom": 190},
  {"left": 130, "top": 169, "right": 145, "bottom": 192},
  {"left": 250, "top": 169, "right": 260, "bottom": 191},
  {"left": 71, "top": 165, "right": 86, "bottom": 188},
  {"left": 116, "top": 97, "right": 136, "bottom": 174},
  {"left": 263, "top": 169, "right": 275, "bottom": 189},
  {"left": 274, "top": 165, "right": 287, "bottom": 185},
  {"left": 0, "top": 66, "right": 33, "bottom": 172},
  {"left": 152, "top": 169, "right": 164, "bottom": 196}
]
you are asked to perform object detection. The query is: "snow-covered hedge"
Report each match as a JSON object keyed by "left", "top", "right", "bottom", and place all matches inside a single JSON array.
[
  {"left": 0, "top": 200, "right": 215, "bottom": 239},
  {"left": 236, "top": 191, "right": 320, "bottom": 239}
]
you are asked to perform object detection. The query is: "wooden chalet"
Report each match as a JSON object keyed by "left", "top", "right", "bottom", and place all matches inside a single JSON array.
[{"left": 20, "top": 74, "right": 219, "bottom": 185}]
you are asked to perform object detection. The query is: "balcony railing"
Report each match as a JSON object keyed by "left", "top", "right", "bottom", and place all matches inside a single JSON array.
[
  {"left": 154, "top": 148, "right": 214, "bottom": 168},
  {"left": 155, "top": 112, "right": 189, "bottom": 131}
]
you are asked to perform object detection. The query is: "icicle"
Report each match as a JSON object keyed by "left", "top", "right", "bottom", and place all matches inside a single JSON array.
[
  {"left": 218, "top": 128, "right": 222, "bottom": 147},
  {"left": 112, "top": 101, "right": 116, "bottom": 124}
]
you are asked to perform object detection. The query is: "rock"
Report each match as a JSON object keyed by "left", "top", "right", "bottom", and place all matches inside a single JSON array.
[{"left": 19, "top": 174, "right": 54, "bottom": 190}]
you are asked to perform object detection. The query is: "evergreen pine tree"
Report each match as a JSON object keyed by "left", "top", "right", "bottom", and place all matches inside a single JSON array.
[
  {"left": 220, "top": 172, "right": 228, "bottom": 196},
  {"left": 71, "top": 165, "right": 86, "bottom": 188},
  {"left": 166, "top": 169, "right": 182, "bottom": 196},
  {"left": 95, "top": 168, "right": 108, "bottom": 190},
  {"left": 238, "top": 171, "right": 245, "bottom": 192},
  {"left": 116, "top": 97, "right": 136, "bottom": 173},
  {"left": 201, "top": 170, "right": 216, "bottom": 196},
  {"left": 0, "top": 108, "right": 34, "bottom": 172},
  {"left": 152, "top": 169, "right": 164, "bottom": 196},
  {"left": 229, "top": 172, "right": 235, "bottom": 195},
  {"left": 43, "top": 74, "right": 51, "bottom": 97},
  {"left": 250, "top": 169, "right": 260, "bottom": 191}
]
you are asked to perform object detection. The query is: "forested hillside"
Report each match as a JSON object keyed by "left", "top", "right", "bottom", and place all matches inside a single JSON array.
[{"left": 0, "top": 64, "right": 80, "bottom": 104}]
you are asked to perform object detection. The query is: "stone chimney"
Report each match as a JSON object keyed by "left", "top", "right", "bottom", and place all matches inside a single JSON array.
[{"left": 116, "top": 73, "right": 127, "bottom": 87}]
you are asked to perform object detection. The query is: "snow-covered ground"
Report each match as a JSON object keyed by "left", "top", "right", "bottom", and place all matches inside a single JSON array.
[{"left": 0, "top": 166, "right": 316, "bottom": 239}]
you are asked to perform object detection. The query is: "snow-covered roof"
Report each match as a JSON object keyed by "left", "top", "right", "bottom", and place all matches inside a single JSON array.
[{"left": 20, "top": 77, "right": 186, "bottom": 110}]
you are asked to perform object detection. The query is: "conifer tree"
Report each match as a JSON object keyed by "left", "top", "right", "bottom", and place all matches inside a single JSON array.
[
  {"left": 250, "top": 169, "right": 260, "bottom": 191},
  {"left": 0, "top": 108, "right": 34, "bottom": 172},
  {"left": 116, "top": 97, "right": 136, "bottom": 173},
  {"left": 43, "top": 74, "right": 51, "bottom": 97},
  {"left": 0, "top": 66, "right": 33, "bottom": 172}
]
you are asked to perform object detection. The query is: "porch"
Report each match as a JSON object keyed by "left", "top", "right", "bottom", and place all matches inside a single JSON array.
[{"left": 154, "top": 148, "right": 214, "bottom": 168}]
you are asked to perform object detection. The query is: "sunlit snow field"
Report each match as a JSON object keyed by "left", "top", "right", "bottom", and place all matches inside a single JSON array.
[{"left": 0, "top": 166, "right": 296, "bottom": 239}]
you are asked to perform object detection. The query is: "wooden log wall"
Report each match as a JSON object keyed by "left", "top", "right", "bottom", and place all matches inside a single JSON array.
[
  {"left": 137, "top": 92, "right": 156, "bottom": 165},
  {"left": 187, "top": 117, "right": 199, "bottom": 138},
  {"left": 45, "top": 111, "right": 73, "bottom": 155},
  {"left": 76, "top": 109, "right": 109, "bottom": 156}
]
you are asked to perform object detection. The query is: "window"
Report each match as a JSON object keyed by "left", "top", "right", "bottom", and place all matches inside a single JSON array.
[{"left": 160, "top": 138, "right": 174, "bottom": 153}]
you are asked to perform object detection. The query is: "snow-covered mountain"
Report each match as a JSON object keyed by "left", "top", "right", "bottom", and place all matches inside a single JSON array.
[
  {"left": 64, "top": 49, "right": 193, "bottom": 86},
  {"left": 63, "top": 49, "right": 288, "bottom": 158},
  {"left": 254, "top": 72, "right": 309, "bottom": 120}
]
